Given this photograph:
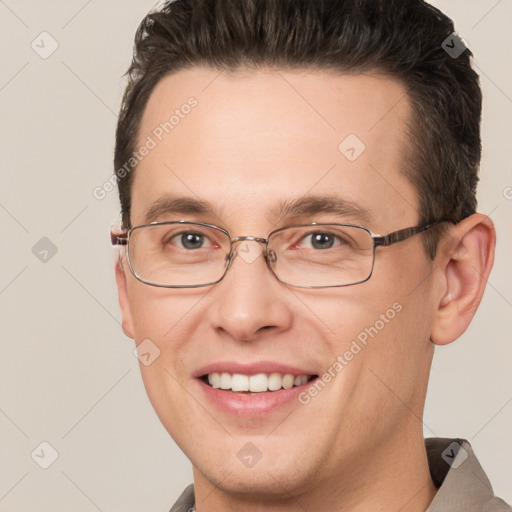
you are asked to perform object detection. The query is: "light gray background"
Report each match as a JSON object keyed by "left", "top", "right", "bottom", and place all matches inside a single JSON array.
[{"left": 0, "top": 1, "right": 510, "bottom": 510}]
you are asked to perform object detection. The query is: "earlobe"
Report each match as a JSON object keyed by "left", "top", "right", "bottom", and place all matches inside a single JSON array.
[
  {"left": 430, "top": 214, "right": 496, "bottom": 346},
  {"left": 115, "top": 255, "right": 136, "bottom": 339}
]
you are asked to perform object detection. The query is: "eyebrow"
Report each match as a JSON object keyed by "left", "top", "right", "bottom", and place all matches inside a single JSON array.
[
  {"left": 143, "top": 195, "right": 219, "bottom": 224},
  {"left": 271, "top": 195, "right": 373, "bottom": 225},
  {"left": 142, "top": 193, "right": 373, "bottom": 226}
]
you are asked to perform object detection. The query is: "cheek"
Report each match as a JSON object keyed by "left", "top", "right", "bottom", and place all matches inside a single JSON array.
[
  {"left": 126, "top": 285, "right": 200, "bottom": 402},
  {"left": 127, "top": 280, "right": 206, "bottom": 340},
  {"left": 315, "top": 278, "right": 431, "bottom": 400},
  {"left": 130, "top": 295, "right": 195, "bottom": 441},
  {"left": 138, "top": 359, "right": 193, "bottom": 454},
  {"left": 353, "top": 295, "right": 433, "bottom": 414}
]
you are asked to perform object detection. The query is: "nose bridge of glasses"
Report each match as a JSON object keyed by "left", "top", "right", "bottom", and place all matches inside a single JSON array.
[
  {"left": 231, "top": 236, "right": 269, "bottom": 255},
  {"left": 230, "top": 235, "right": 269, "bottom": 245},
  {"left": 226, "top": 235, "right": 273, "bottom": 265}
]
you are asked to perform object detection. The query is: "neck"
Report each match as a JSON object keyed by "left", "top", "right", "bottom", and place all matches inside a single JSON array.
[{"left": 192, "top": 427, "right": 438, "bottom": 512}]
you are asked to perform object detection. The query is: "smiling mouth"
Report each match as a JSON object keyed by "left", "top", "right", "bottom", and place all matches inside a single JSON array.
[{"left": 200, "top": 372, "right": 318, "bottom": 393}]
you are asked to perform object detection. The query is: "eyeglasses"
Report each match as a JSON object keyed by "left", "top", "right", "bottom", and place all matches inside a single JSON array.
[{"left": 111, "top": 220, "right": 444, "bottom": 289}]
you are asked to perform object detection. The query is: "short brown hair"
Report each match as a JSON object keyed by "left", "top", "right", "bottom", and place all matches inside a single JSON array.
[{"left": 114, "top": 0, "right": 482, "bottom": 258}]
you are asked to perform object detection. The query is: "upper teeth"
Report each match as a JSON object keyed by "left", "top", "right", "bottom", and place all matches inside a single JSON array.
[{"left": 207, "top": 372, "right": 310, "bottom": 392}]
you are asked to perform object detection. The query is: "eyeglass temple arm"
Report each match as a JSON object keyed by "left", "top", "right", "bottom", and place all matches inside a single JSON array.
[
  {"left": 111, "top": 232, "right": 128, "bottom": 246},
  {"left": 373, "top": 222, "right": 442, "bottom": 247}
]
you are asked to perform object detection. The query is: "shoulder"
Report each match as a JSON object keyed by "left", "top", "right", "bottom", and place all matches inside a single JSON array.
[
  {"left": 169, "top": 483, "right": 195, "bottom": 512},
  {"left": 425, "top": 438, "right": 511, "bottom": 511}
]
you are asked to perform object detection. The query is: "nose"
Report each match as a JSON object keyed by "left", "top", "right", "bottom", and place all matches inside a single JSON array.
[{"left": 207, "top": 240, "right": 293, "bottom": 342}]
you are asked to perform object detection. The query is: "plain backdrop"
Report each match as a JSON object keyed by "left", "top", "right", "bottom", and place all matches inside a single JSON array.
[{"left": 0, "top": 1, "right": 511, "bottom": 510}]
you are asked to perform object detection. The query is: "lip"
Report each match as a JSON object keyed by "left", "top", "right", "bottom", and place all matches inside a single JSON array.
[{"left": 193, "top": 361, "right": 319, "bottom": 417}]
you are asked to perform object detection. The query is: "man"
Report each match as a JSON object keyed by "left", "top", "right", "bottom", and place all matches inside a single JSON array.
[{"left": 111, "top": 0, "right": 510, "bottom": 510}]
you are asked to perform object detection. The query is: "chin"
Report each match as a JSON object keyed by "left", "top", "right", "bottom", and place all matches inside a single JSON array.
[
  {"left": 189, "top": 443, "right": 321, "bottom": 500},
  {"left": 200, "top": 464, "right": 310, "bottom": 500}
]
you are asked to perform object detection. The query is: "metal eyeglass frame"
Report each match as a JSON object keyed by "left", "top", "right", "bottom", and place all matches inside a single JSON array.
[{"left": 111, "top": 220, "right": 447, "bottom": 289}]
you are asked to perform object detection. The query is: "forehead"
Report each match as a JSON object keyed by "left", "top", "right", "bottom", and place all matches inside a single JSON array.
[{"left": 131, "top": 67, "right": 418, "bottom": 231}]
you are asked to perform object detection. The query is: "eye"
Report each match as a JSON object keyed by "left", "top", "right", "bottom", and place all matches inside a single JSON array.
[
  {"left": 301, "top": 232, "right": 343, "bottom": 250},
  {"left": 169, "top": 231, "right": 211, "bottom": 250}
]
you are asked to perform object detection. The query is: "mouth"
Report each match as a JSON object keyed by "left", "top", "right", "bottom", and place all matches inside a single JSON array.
[
  {"left": 194, "top": 361, "right": 320, "bottom": 416},
  {"left": 199, "top": 372, "right": 318, "bottom": 394}
]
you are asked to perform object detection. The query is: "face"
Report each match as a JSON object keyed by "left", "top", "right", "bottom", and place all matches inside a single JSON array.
[{"left": 116, "top": 68, "right": 438, "bottom": 499}]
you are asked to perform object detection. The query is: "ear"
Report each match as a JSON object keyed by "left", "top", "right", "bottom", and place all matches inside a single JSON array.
[
  {"left": 115, "top": 254, "right": 136, "bottom": 339},
  {"left": 430, "top": 214, "right": 496, "bottom": 345}
]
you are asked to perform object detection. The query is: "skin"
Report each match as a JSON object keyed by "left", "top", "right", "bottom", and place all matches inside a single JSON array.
[{"left": 115, "top": 67, "right": 495, "bottom": 511}]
